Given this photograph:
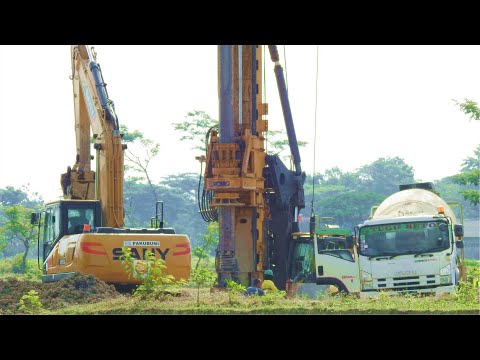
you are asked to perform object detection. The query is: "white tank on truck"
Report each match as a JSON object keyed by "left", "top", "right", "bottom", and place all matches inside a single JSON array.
[{"left": 370, "top": 185, "right": 457, "bottom": 221}]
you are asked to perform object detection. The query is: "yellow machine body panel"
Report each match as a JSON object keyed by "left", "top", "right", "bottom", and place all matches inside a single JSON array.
[{"left": 45, "top": 233, "right": 191, "bottom": 284}]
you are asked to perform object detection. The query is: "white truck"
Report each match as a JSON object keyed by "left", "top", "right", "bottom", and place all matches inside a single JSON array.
[{"left": 313, "top": 182, "right": 466, "bottom": 297}]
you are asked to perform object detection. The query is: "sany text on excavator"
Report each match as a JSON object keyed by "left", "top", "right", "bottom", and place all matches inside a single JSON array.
[{"left": 31, "top": 45, "right": 191, "bottom": 286}]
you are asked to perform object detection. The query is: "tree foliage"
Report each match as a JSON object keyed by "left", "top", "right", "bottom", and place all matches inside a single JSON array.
[
  {"left": 454, "top": 98, "right": 480, "bottom": 121},
  {"left": 123, "top": 175, "right": 209, "bottom": 248},
  {"left": 172, "top": 110, "right": 219, "bottom": 152},
  {"left": 356, "top": 157, "right": 415, "bottom": 196},
  {"left": 434, "top": 176, "right": 478, "bottom": 219},
  {"left": 172, "top": 111, "right": 307, "bottom": 160},
  {"left": 316, "top": 191, "right": 385, "bottom": 228},
  {"left": 265, "top": 128, "right": 308, "bottom": 164},
  {"left": 0, "top": 185, "right": 43, "bottom": 208},
  {"left": 192, "top": 221, "right": 219, "bottom": 271},
  {"left": 453, "top": 169, "right": 480, "bottom": 206},
  {"left": 18, "top": 290, "right": 43, "bottom": 314},
  {"left": 460, "top": 145, "right": 480, "bottom": 172},
  {"left": 121, "top": 124, "right": 161, "bottom": 203},
  {"left": 303, "top": 157, "right": 414, "bottom": 229},
  {"left": 120, "top": 247, "right": 185, "bottom": 300},
  {"left": 0, "top": 205, "right": 38, "bottom": 272},
  {"left": 454, "top": 99, "right": 480, "bottom": 207}
]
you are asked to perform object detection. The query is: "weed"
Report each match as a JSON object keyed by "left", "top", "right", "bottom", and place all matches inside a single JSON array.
[
  {"left": 120, "top": 247, "right": 185, "bottom": 300},
  {"left": 190, "top": 266, "right": 217, "bottom": 306},
  {"left": 225, "top": 279, "right": 246, "bottom": 305},
  {"left": 18, "top": 289, "right": 43, "bottom": 314}
]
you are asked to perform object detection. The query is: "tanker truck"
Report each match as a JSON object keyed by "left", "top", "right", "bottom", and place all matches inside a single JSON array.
[{"left": 312, "top": 182, "right": 466, "bottom": 297}]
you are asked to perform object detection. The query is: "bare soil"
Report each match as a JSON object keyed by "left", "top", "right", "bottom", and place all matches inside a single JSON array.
[{"left": 0, "top": 273, "right": 122, "bottom": 314}]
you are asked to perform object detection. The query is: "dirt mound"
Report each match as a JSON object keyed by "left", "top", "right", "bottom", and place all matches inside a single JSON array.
[{"left": 0, "top": 273, "right": 121, "bottom": 314}]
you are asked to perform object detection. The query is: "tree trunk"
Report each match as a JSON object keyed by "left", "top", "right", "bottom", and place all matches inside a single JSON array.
[
  {"left": 145, "top": 172, "right": 158, "bottom": 204},
  {"left": 21, "top": 245, "right": 29, "bottom": 273}
]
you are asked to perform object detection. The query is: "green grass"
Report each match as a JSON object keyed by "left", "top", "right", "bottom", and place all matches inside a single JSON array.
[
  {"left": 465, "top": 259, "right": 480, "bottom": 267},
  {"left": 46, "top": 286, "right": 479, "bottom": 315},
  {"left": 0, "top": 256, "right": 41, "bottom": 281},
  {"left": 47, "top": 259, "right": 480, "bottom": 315},
  {"left": 3, "top": 256, "right": 479, "bottom": 315}
]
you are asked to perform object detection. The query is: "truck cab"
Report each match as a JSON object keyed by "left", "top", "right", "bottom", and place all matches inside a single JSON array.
[
  {"left": 313, "top": 183, "right": 466, "bottom": 297},
  {"left": 356, "top": 215, "right": 462, "bottom": 296},
  {"left": 287, "top": 224, "right": 355, "bottom": 297}
]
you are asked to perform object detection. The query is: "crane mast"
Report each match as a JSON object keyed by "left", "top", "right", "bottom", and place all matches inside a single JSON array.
[
  {"left": 203, "top": 46, "right": 268, "bottom": 286},
  {"left": 203, "top": 45, "right": 305, "bottom": 289},
  {"left": 61, "top": 45, "right": 125, "bottom": 228}
]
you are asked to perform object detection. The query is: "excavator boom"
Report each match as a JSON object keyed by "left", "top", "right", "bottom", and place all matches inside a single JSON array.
[{"left": 62, "top": 45, "right": 124, "bottom": 228}]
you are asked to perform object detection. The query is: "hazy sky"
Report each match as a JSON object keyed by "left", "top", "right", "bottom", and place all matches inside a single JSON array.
[{"left": 0, "top": 45, "right": 479, "bottom": 202}]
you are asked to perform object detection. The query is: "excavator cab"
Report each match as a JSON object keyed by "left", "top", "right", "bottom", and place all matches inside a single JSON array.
[{"left": 32, "top": 200, "right": 101, "bottom": 267}]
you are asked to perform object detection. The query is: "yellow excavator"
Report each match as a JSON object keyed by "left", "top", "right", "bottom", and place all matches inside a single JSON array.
[{"left": 31, "top": 45, "right": 191, "bottom": 286}]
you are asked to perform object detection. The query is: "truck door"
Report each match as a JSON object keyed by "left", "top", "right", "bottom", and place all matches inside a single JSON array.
[{"left": 314, "top": 236, "right": 360, "bottom": 293}]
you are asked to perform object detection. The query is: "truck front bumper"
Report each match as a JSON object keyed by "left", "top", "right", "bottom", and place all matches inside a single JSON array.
[{"left": 359, "top": 284, "right": 456, "bottom": 298}]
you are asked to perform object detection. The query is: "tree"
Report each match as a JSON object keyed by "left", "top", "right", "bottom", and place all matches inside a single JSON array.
[
  {"left": 304, "top": 158, "right": 414, "bottom": 230},
  {"left": 460, "top": 144, "right": 480, "bottom": 171},
  {"left": 454, "top": 99, "right": 480, "bottom": 207},
  {"left": 120, "top": 247, "right": 183, "bottom": 300},
  {"left": 0, "top": 205, "right": 38, "bottom": 272},
  {"left": 454, "top": 98, "right": 480, "bottom": 121},
  {"left": 120, "top": 124, "right": 161, "bottom": 203},
  {"left": 172, "top": 110, "right": 219, "bottom": 152},
  {"left": 190, "top": 221, "right": 218, "bottom": 307},
  {"left": 453, "top": 168, "right": 480, "bottom": 206},
  {"left": 356, "top": 157, "right": 415, "bottom": 196},
  {"left": 317, "top": 191, "right": 385, "bottom": 229},
  {"left": 434, "top": 176, "right": 478, "bottom": 219},
  {"left": 159, "top": 173, "right": 198, "bottom": 203},
  {"left": 192, "top": 221, "right": 219, "bottom": 271},
  {"left": 0, "top": 185, "right": 43, "bottom": 208},
  {"left": 123, "top": 175, "right": 209, "bottom": 247},
  {"left": 172, "top": 110, "right": 307, "bottom": 159},
  {"left": 264, "top": 128, "right": 308, "bottom": 163},
  {"left": 190, "top": 267, "right": 217, "bottom": 307}
]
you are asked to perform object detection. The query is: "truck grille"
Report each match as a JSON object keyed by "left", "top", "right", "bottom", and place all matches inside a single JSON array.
[{"left": 374, "top": 275, "right": 439, "bottom": 291}]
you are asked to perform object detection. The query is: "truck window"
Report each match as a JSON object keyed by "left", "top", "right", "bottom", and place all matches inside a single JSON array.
[{"left": 359, "top": 220, "right": 450, "bottom": 256}]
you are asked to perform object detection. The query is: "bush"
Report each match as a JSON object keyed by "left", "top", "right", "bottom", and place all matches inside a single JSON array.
[
  {"left": 120, "top": 247, "right": 186, "bottom": 300},
  {"left": 260, "top": 290, "right": 287, "bottom": 305},
  {"left": 225, "top": 279, "right": 246, "bottom": 305},
  {"left": 18, "top": 290, "right": 43, "bottom": 314},
  {"left": 0, "top": 255, "right": 41, "bottom": 281},
  {"left": 455, "top": 280, "right": 479, "bottom": 304}
]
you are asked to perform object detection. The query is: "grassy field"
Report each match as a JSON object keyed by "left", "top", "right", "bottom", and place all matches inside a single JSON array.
[
  {"left": 46, "top": 286, "right": 479, "bottom": 315},
  {"left": 2, "top": 258, "right": 479, "bottom": 315}
]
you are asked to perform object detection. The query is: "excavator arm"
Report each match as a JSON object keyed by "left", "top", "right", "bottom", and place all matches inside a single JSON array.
[{"left": 61, "top": 45, "right": 125, "bottom": 228}]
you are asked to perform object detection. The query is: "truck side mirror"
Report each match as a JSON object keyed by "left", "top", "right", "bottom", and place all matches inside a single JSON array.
[
  {"left": 31, "top": 212, "right": 38, "bottom": 224},
  {"left": 346, "top": 235, "right": 354, "bottom": 249},
  {"left": 455, "top": 240, "right": 464, "bottom": 249},
  {"left": 454, "top": 224, "right": 463, "bottom": 237}
]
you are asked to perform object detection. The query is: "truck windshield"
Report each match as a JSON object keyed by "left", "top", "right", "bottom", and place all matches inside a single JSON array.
[{"left": 358, "top": 220, "right": 450, "bottom": 257}]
